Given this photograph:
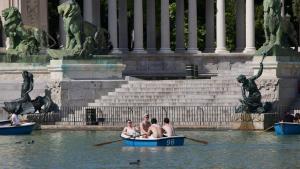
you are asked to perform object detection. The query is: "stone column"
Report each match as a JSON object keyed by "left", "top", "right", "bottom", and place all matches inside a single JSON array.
[
  {"left": 160, "top": 0, "right": 172, "bottom": 53},
  {"left": 147, "top": 0, "right": 156, "bottom": 52},
  {"left": 176, "top": 0, "right": 185, "bottom": 52},
  {"left": 119, "top": 0, "right": 128, "bottom": 52},
  {"left": 281, "top": 0, "right": 285, "bottom": 17},
  {"left": 133, "top": 0, "right": 145, "bottom": 53},
  {"left": 187, "top": 0, "right": 198, "bottom": 53},
  {"left": 83, "top": 0, "right": 101, "bottom": 27},
  {"left": 215, "top": 0, "right": 228, "bottom": 53},
  {"left": 235, "top": 0, "right": 245, "bottom": 52},
  {"left": 243, "top": 0, "right": 256, "bottom": 53},
  {"left": 204, "top": 0, "right": 215, "bottom": 52},
  {"left": 108, "top": 0, "right": 120, "bottom": 53}
]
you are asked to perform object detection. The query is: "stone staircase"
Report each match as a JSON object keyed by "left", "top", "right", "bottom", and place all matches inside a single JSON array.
[{"left": 58, "top": 61, "right": 254, "bottom": 126}]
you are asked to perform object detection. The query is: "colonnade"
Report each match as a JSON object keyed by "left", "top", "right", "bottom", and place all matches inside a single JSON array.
[
  {"left": 94, "top": 0, "right": 257, "bottom": 54},
  {"left": 0, "top": 0, "right": 257, "bottom": 54}
]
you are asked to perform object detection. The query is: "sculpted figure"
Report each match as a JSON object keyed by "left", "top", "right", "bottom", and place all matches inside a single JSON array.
[
  {"left": 261, "top": 0, "right": 298, "bottom": 53},
  {"left": 3, "top": 71, "right": 56, "bottom": 115},
  {"left": 278, "top": 14, "right": 298, "bottom": 50},
  {"left": 263, "top": 0, "right": 281, "bottom": 46},
  {"left": 51, "top": 0, "right": 111, "bottom": 58},
  {"left": 236, "top": 55, "right": 271, "bottom": 113},
  {"left": 1, "top": 7, "right": 55, "bottom": 56}
]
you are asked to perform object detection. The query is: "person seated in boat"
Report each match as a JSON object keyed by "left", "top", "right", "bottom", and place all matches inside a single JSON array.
[
  {"left": 294, "top": 113, "right": 300, "bottom": 123},
  {"left": 162, "top": 118, "right": 175, "bottom": 137},
  {"left": 140, "top": 113, "right": 151, "bottom": 138},
  {"left": 147, "top": 118, "right": 163, "bottom": 139},
  {"left": 283, "top": 112, "right": 294, "bottom": 122},
  {"left": 122, "top": 119, "right": 139, "bottom": 137},
  {"left": 10, "top": 113, "right": 20, "bottom": 126}
]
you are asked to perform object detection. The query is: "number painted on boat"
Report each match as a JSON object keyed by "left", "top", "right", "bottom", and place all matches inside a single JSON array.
[{"left": 166, "top": 139, "right": 175, "bottom": 146}]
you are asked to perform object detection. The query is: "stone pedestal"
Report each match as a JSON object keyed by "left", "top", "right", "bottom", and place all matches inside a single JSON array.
[
  {"left": 48, "top": 56, "right": 126, "bottom": 81},
  {"left": 253, "top": 54, "right": 300, "bottom": 107},
  {"left": 231, "top": 113, "right": 277, "bottom": 130}
]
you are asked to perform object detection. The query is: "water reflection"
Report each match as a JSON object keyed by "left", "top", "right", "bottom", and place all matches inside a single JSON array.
[
  {"left": 121, "top": 146, "right": 174, "bottom": 153},
  {"left": 1, "top": 130, "right": 300, "bottom": 169}
]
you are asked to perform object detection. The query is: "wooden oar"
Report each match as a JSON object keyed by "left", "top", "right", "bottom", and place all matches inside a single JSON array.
[
  {"left": 264, "top": 125, "right": 274, "bottom": 132},
  {"left": 185, "top": 137, "right": 208, "bottom": 145},
  {"left": 94, "top": 139, "right": 122, "bottom": 147}
]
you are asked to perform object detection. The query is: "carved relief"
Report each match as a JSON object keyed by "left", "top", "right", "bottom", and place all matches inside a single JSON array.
[{"left": 257, "top": 79, "right": 279, "bottom": 102}]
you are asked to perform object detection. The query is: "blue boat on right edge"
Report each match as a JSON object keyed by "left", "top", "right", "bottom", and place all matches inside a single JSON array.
[{"left": 274, "top": 122, "right": 300, "bottom": 135}]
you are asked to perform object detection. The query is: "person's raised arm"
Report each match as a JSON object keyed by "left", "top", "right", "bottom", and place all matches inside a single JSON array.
[{"left": 251, "top": 62, "right": 263, "bottom": 80}]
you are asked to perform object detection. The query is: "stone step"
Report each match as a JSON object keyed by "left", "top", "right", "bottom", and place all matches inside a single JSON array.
[
  {"left": 113, "top": 87, "right": 241, "bottom": 92},
  {"left": 107, "top": 91, "right": 241, "bottom": 97},
  {"left": 89, "top": 103, "right": 239, "bottom": 107}
]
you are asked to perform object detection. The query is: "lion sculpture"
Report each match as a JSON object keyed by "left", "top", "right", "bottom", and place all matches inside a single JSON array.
[
  {"left": 262, "top": 0, "right": 298, "bottom": 53},
  {"left": 56, "top": 0, "right": 111, "bottom": 58},
  {"left": 1, "top": 7, "right": 55, "bottom": 56}
]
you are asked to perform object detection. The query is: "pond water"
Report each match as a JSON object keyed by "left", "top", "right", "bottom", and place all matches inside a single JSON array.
[{"left": 0, "top": 130, "right": 300, "bottom": 169}]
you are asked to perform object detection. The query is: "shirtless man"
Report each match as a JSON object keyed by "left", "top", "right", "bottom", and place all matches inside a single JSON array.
[
  {"left": 147, "top": 118, "right": 163, "bottom": 139},
  {"left": 122, "top": 119, "right": 139, "bottom": 137},
  {"left": 162, "top": 118, "right": 175, "bottom": 137},
  {"left": 139, "top": 113, "right": 151, "bottom": 137}
]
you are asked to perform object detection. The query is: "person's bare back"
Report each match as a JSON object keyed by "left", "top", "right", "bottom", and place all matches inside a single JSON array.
[
  {"left": 162, "top": 118, "right": 175, "bottom": 137},
  {"left": 148, "top": 124, "right": 163, "bottom": 138},
  {"left": 162, "top": 124, "right": 175, "bottom": 137}
]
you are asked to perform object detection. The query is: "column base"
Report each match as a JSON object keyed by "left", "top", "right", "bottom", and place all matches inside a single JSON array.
[
  {"left": 215, "top": 48, "right": 229, "bottom": 53},
  {"left": 159, "top": 48, "right": 173, "bottom": 53},
  {"left": 187, "top": 48, "right": 200, "bottom": 54},
  {"left": 243, "top": 47, "right": 256, "bottom": 54},
  {"left": 132, "top": 48, "right": 147, "bottom": 53}
]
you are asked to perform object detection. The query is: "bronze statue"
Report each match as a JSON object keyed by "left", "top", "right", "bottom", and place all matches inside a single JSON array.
[
  {"left": 258, "top": 0, "right": 298, "bottom": 55},
  {"left": 3, "top": 71, "right": 56, "bottom": 114},
  {"left": 236, "top": 54, "right": 271, "bottom": 113},
  {"left": 1, "top": 7, "right": 56, "bottom": 57},
  {"left": 48, "top": 0, "right": 112, "bottom": 59},
  {"left": 263, "top": 0, "right": 281, "bottom": 46}
]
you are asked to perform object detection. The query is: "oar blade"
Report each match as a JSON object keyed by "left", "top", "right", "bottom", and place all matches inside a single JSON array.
[
  {"left": 94, "top": 139, "right": 122, "bottom": 147},
  {"left": 186, "top": 137, "right": 208, "bottom": 145}
]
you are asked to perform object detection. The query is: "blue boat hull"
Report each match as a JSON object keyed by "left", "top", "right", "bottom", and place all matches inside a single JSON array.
[
  {"left": 274, "top": 122, "right": 300, "bottom": 135},
  {"left": 122, "top": 135, "right": 185, "bottom": 147},
  {"left": 0, "top": 122, "right": 35, "bottom": 135}
]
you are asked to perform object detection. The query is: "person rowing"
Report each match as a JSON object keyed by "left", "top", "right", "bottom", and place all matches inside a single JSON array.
[
  {"left": 122, "top": 119, "right": 139, "bottom": 137},
  {"left": 162, "top": 118, "right": 175, "bottom": 137},
  {"left": 139, "top": 113, "right": 151, "bottom": 138},
  {"left": 147, "top": 118, "right": 163, "bottom": 139}
]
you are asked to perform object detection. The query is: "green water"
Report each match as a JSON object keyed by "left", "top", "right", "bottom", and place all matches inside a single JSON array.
[{"left": 0, "top": 130, "right": 300, "bottom": 169}]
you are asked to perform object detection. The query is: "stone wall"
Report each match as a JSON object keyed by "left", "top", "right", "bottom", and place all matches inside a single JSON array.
[
  {"left": 54, "top": 80, "right": 127, "bottom": 107},
  {"left": 123, "top": 53, "right": 253, "bottom": 78}
]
